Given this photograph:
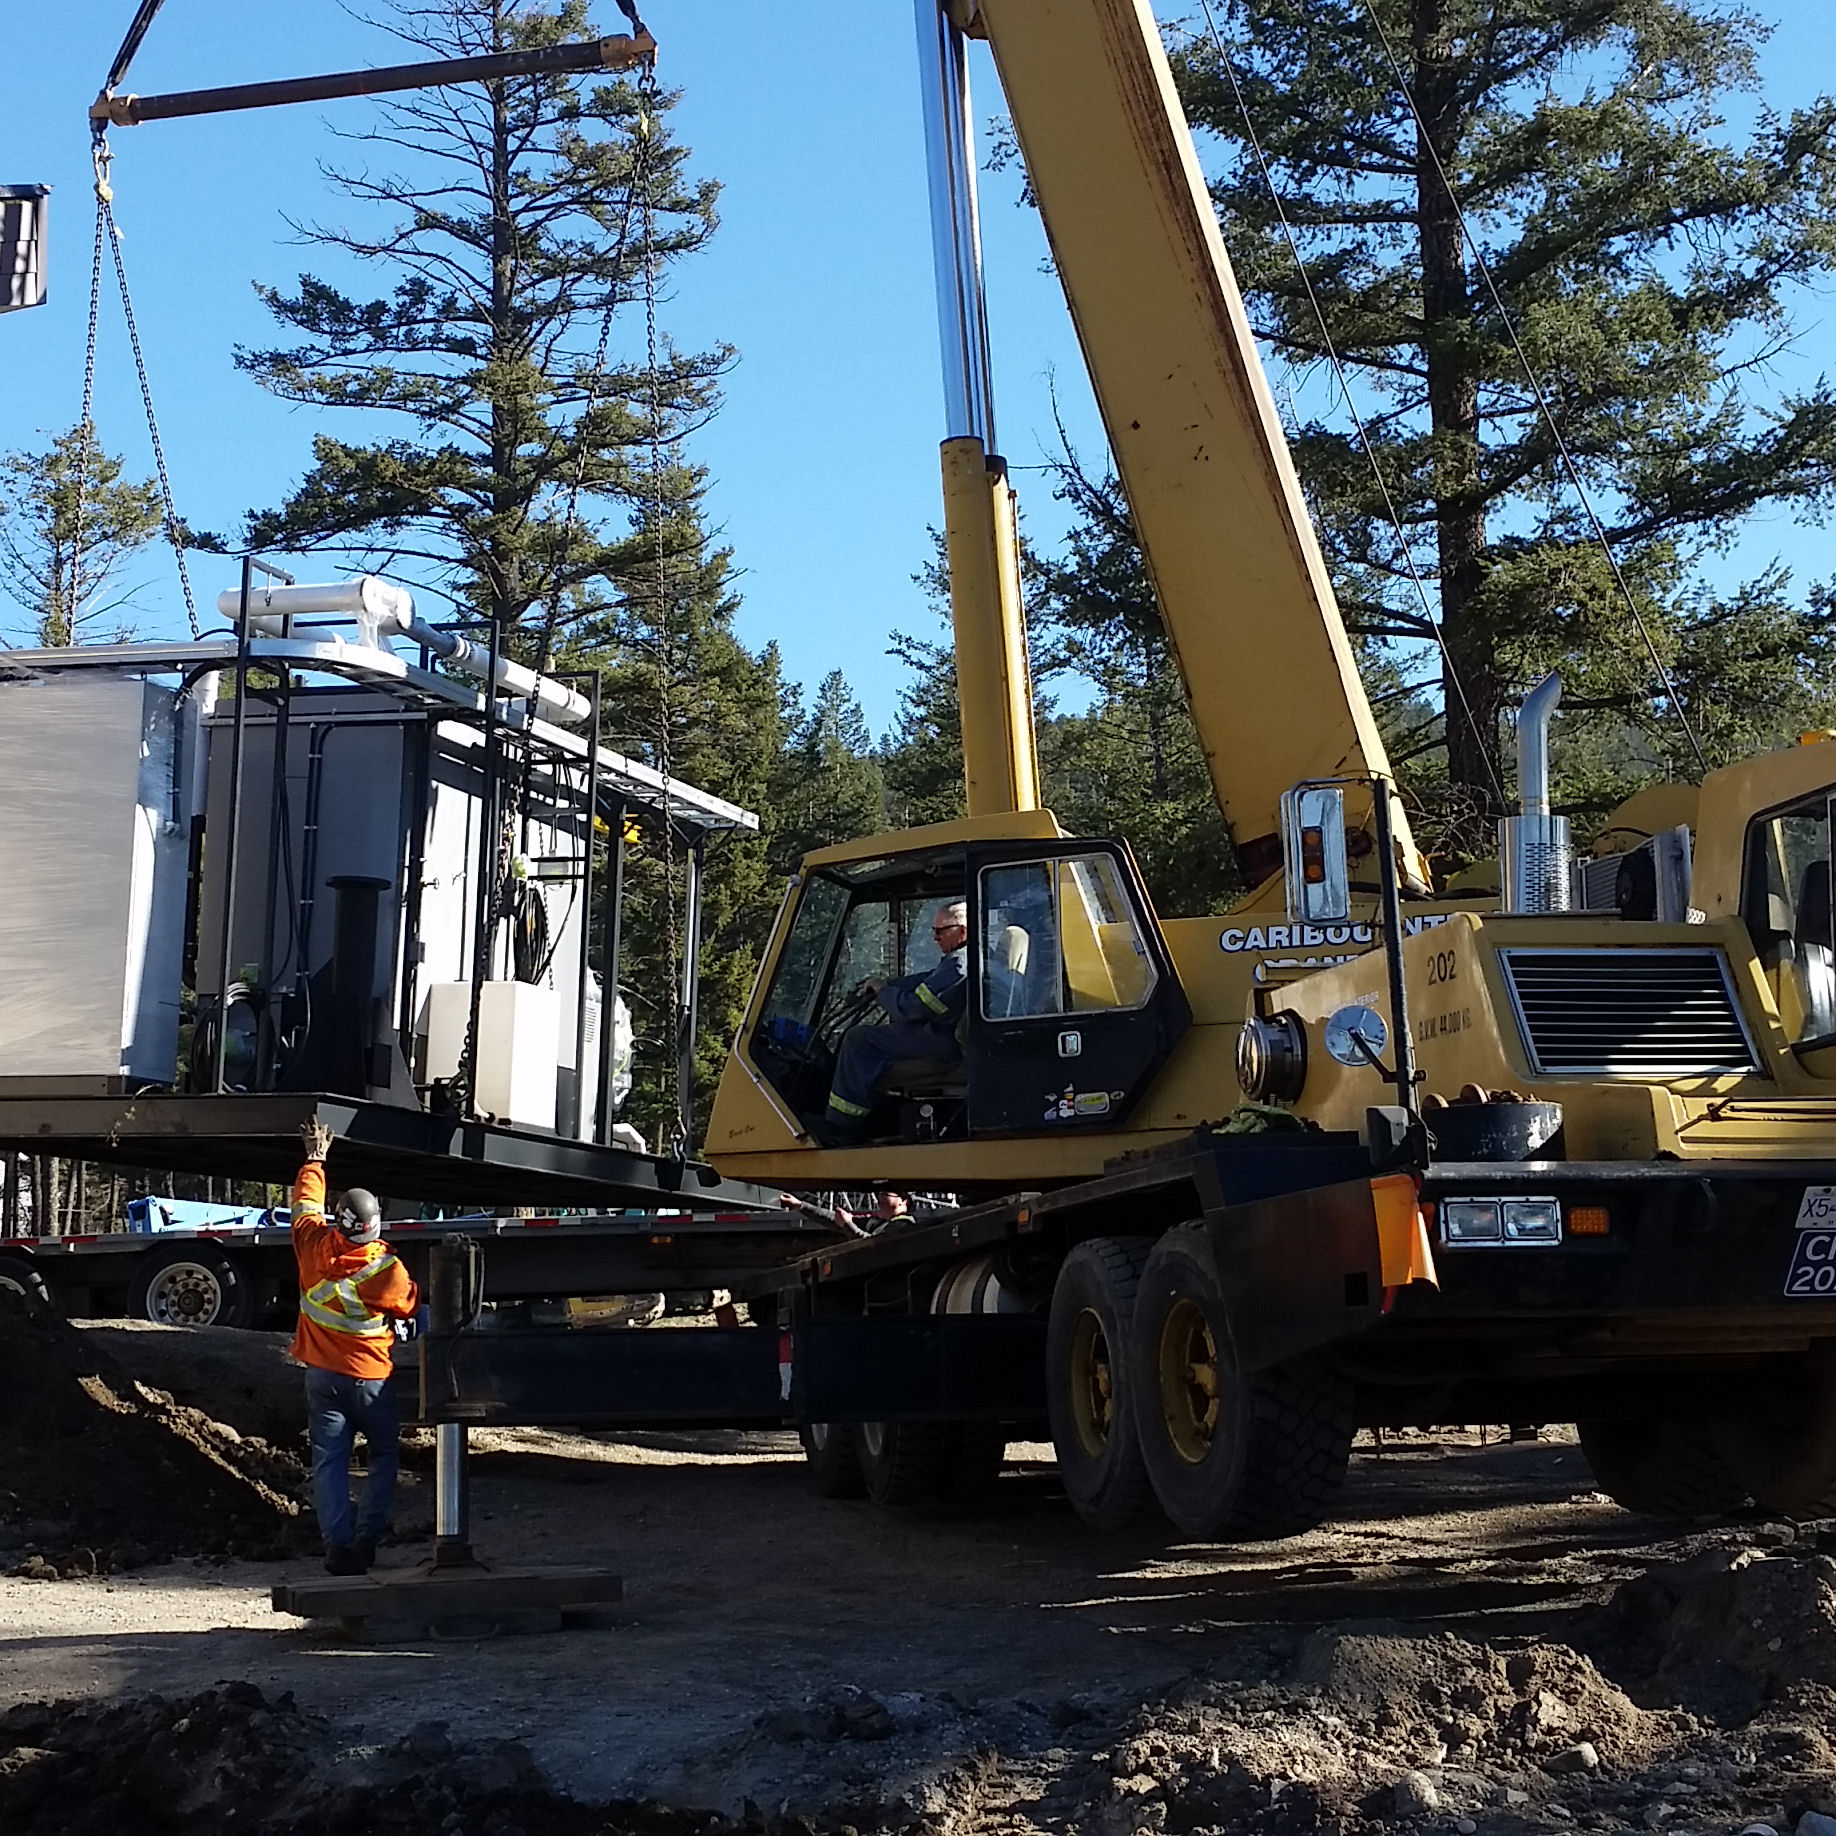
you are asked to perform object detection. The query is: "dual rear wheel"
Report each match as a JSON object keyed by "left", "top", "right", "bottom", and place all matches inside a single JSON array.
[{"left": 1046, "top": 1225, "right": 1353, "bottom": 1540}]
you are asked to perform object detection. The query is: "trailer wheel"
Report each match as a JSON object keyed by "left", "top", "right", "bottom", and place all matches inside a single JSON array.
[
  {"left": 1046, "top": 1236, "right": 1157, "bottom": 1532},
  {"left": 799, "top": 1421, "right": 868, "bottom": 1499},
  {"left": 856, "top": 1420, "right": 955, "bottom": 1506},
  {"left": 0, "top": 1252, "right": 51, "bottom": 1312},
  {"left": 1131, "top": 1223, "right": 1353, "bottom": 1540},
  {"left": 129, "top": 1245, "right": 253, "bottom": 1330},
  {"left": 1576, "top": 1413, "right": 1743, "bottom": 1516}
]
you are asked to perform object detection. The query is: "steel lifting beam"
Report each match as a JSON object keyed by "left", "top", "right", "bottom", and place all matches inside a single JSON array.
[{"left": 91, "top": 33, "right": 656, "bottom": 129}]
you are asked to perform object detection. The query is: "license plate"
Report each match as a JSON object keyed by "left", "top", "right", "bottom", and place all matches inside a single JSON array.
[
  {"left": 1796, "top": 1186, "right": 1836, "bottom": 1229},
  {"left": 1785, "top": 1230, "right": 1836, "bottom": 1297}
]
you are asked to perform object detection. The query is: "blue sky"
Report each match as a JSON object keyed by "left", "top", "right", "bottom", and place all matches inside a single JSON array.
[{"left": 3, "top": 2, "right": 1831, "bottom": 734}]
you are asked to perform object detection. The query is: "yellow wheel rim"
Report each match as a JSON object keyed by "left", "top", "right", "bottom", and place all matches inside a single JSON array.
[
  {"left": 1068, "top": 1307, "right": 1115, "bottom": 1459},
  {"left": 1158, "top": 1297, "right": 1220, "bottom": 1466}
]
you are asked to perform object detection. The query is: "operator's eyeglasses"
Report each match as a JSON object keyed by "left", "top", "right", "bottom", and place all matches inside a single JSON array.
[{"left": 932, "top": 920, "right": 964, "bottom": 937}]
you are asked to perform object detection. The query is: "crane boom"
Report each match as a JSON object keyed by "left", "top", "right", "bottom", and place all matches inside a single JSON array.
[{"left": 967, "top": 0, "right": 1423, "bottom": 884}]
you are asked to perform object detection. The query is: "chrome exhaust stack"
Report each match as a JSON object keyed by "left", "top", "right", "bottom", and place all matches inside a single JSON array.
[{"left": 1499, "top": 672, "right": 1571, "bottom": 914}]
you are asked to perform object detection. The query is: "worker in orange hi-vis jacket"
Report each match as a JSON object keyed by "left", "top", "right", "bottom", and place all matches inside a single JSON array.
[{"left": 292, "top": 1120, "right": 421, "bottom": 1576}]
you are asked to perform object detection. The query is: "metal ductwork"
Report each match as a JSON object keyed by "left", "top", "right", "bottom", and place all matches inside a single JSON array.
[
  {"left": 215, "top": 576, "right": 590, "bottom": 723},
  {"left": 1498, "top": 672, "right": 1572, "bottom": 915}
]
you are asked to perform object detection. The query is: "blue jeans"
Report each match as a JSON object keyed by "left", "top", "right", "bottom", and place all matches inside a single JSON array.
[
  {"left": 828, "top": 1019, "right": 958, "bottom": 1118},
  {"left": 304, "top": 1365, "right": 400, "bottom": 1551}
]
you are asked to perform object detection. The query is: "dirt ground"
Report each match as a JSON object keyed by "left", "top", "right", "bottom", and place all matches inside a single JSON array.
[{"left": 6, "top": 1320, "right": 1836, "bottom": 1835}]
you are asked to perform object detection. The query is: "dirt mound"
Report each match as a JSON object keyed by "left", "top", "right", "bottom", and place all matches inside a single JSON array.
[
  {"left": 0, "top": 1683, "right": 859, "bottom": 1836},
  {"left": 77, "top": 1319, "right": 307, "bottom": 1445},
  {"left": 0, "top": 1292, "right": 313, "bottom": 1573},
  {"left": 1062, "top": 1631, "right": 1678, "bottom": 1836},
  {"left": 1609, "top": 1539, "right": 1836, "bottom": 1722}
]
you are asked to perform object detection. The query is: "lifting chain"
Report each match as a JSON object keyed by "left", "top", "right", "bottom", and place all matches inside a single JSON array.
[{"left": 71, "top": 125, "right": 200, "bottom": 642}]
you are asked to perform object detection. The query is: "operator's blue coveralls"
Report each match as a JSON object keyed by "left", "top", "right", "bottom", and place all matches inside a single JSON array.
[{"left": 826, "top": 947, "right": 967, "bottom": 1128}]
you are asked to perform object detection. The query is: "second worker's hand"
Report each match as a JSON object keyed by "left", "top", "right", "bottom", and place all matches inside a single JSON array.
[{"left": 300, "top": 1119, "right": 334, "bottom": 1163}]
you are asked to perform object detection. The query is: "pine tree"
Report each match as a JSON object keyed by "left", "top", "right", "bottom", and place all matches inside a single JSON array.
[
  {"left": 1174, "top": 0, "right": 1836, "bottom": 831},
  {"left": 1023, "top": 457, "right": 1240, "bottom": 915},
  {"left": 769, "top": 670, "right": 886, "bottom": 871},
  {"left": 0, "top": 424, "right": 160, "bottom": 646},
  {"left": 238, "top": 0, "right": 721, "bottom": 662}
]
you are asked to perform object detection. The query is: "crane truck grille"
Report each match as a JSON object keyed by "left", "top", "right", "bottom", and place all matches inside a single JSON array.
[{"left": 1497, "top": 947, "right": 1760, "bottom": 1077}]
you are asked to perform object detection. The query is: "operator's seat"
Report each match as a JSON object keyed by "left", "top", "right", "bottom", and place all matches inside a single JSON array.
[{"left": 881, "top": 924, "right": 1032, "bottom": 1101}]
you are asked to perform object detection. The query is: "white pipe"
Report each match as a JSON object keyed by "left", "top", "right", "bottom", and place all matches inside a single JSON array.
[{"left": 215, "top": 576, "right": 590, "bottom": 722}]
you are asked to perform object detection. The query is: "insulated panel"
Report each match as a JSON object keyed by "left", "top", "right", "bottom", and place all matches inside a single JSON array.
[{"left": 0, "top": 673, "right": 187, "bottom": 1081}]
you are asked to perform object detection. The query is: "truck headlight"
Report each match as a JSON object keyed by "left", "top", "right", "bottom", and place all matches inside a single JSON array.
[
  {"left": 1441, "top": 1198, "right": 1502, "bottom": 1243},
  {"left": 1439, "top": 1197, "right": 1563, "bottom": 1246},
  {"left": 1503, "top": 1198, "right": 1562, "bottom": 1243}
]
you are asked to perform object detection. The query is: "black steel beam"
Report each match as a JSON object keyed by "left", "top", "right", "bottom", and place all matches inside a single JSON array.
[
  {"left": 415, "top": 1324, "right": 785, "bottom": 1427},
  {"left": 93, "top": 33, "right": 656, "bottom": 128},
  {"left": 0, "top": 1091, "right": 783, "bottom": 1213}
]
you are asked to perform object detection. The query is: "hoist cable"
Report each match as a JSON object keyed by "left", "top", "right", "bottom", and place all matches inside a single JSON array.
[
  {"left": 1192, "top": 0, "right": 1505, "bottom": 817},
  {"left": 1351, "top": 0, "right": 1708, "bottom": 775},
  {"left": 102, "top": 0, "right": 171, "bottom": 99}
]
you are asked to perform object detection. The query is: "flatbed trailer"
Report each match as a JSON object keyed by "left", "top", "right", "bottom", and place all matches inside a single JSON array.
[
  {"left": 1, "top": 1206, "right": 831, "bottom": 1327},
  {"left": 404, "top": 1122, "right": 1836, "bottom": 1532}
]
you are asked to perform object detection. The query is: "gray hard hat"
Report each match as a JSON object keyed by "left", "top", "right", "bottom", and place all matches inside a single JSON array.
[{"left": 335, "top": 1187, "right": 382, "bottom": 1244}]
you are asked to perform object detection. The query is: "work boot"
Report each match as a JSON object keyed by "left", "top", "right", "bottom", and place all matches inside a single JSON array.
[
  {"left": 324, "top": 1544, "right": 365, "bottom": 1576},
  {"left": 353, "top": 1537, "right": 377, "bottom": 1572}
]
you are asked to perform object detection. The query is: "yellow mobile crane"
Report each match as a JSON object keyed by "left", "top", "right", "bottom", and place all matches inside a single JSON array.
[{"left": 705, "top": 0, "right": 1836, "bottom": 1536}]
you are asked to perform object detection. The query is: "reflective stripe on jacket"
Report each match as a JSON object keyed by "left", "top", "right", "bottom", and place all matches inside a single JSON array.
[
  {"left": 289, "top": 1161, "right": 419, "bottom": 1380},
  {"left": 878, "top": 947, "right": 966, "bottom": 1030}
]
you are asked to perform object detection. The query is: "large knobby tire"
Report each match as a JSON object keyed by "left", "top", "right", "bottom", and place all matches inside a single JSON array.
[
  {"left": 1046, "top": 1236, "right": 1157, "bottom": 1533},
  {"left": 128, "top": 1243, "right": 254, "bottom": 1329},
  {"left": 1130, "top": 1223, "right": 1354, "bottom": 1540},
  {"left": 1707, "top": 1352, "right": 1836, "bottom": 1515},
  {"left": 1577, "top": 1413, "right": 1745, "bottom": 1517},
  {"left": 856, "top": 1420, "right": 957, "bottom": 1506},
  {"left": 800, "top": 1420, "right": 868, "bottom": 1499}
]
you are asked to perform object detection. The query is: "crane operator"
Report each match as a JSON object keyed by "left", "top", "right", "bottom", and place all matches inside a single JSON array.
[{"left": 822, "top": 901, "right": 969, "bottom": 1142}]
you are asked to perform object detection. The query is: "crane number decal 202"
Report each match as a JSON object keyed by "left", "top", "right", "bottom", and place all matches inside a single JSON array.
[
  {"left": 1425, "top": 949, "right": 1458, "bottom": 986},
  {"left": 1785, "top": 1187, "right": 1836, "bottom": 1296}
]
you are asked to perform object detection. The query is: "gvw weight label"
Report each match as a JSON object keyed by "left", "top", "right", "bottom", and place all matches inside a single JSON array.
[{"left": 1785, "top": 1187, "right": 1836, "bottom": 1296}]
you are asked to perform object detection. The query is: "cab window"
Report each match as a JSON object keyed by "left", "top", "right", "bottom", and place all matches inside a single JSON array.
[
  {"left": 978, "top": 853, "right": 1158, "bottom": 1019},
  {"left": 755, "top": 874, "right": 847, "bottom": 1049},
  {"left": 1744, "top": 793, "right": 1834, "bottom": 1045}
]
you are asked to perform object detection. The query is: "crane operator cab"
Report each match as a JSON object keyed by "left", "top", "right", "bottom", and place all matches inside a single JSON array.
[{"left": 740, "top": 824, "right": 1190, "bottom": 1150}]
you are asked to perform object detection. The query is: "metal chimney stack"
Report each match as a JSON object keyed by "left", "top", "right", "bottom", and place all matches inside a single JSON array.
[{"left": 1499, "top": 673, "right": 1572, "bottom": 914}]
